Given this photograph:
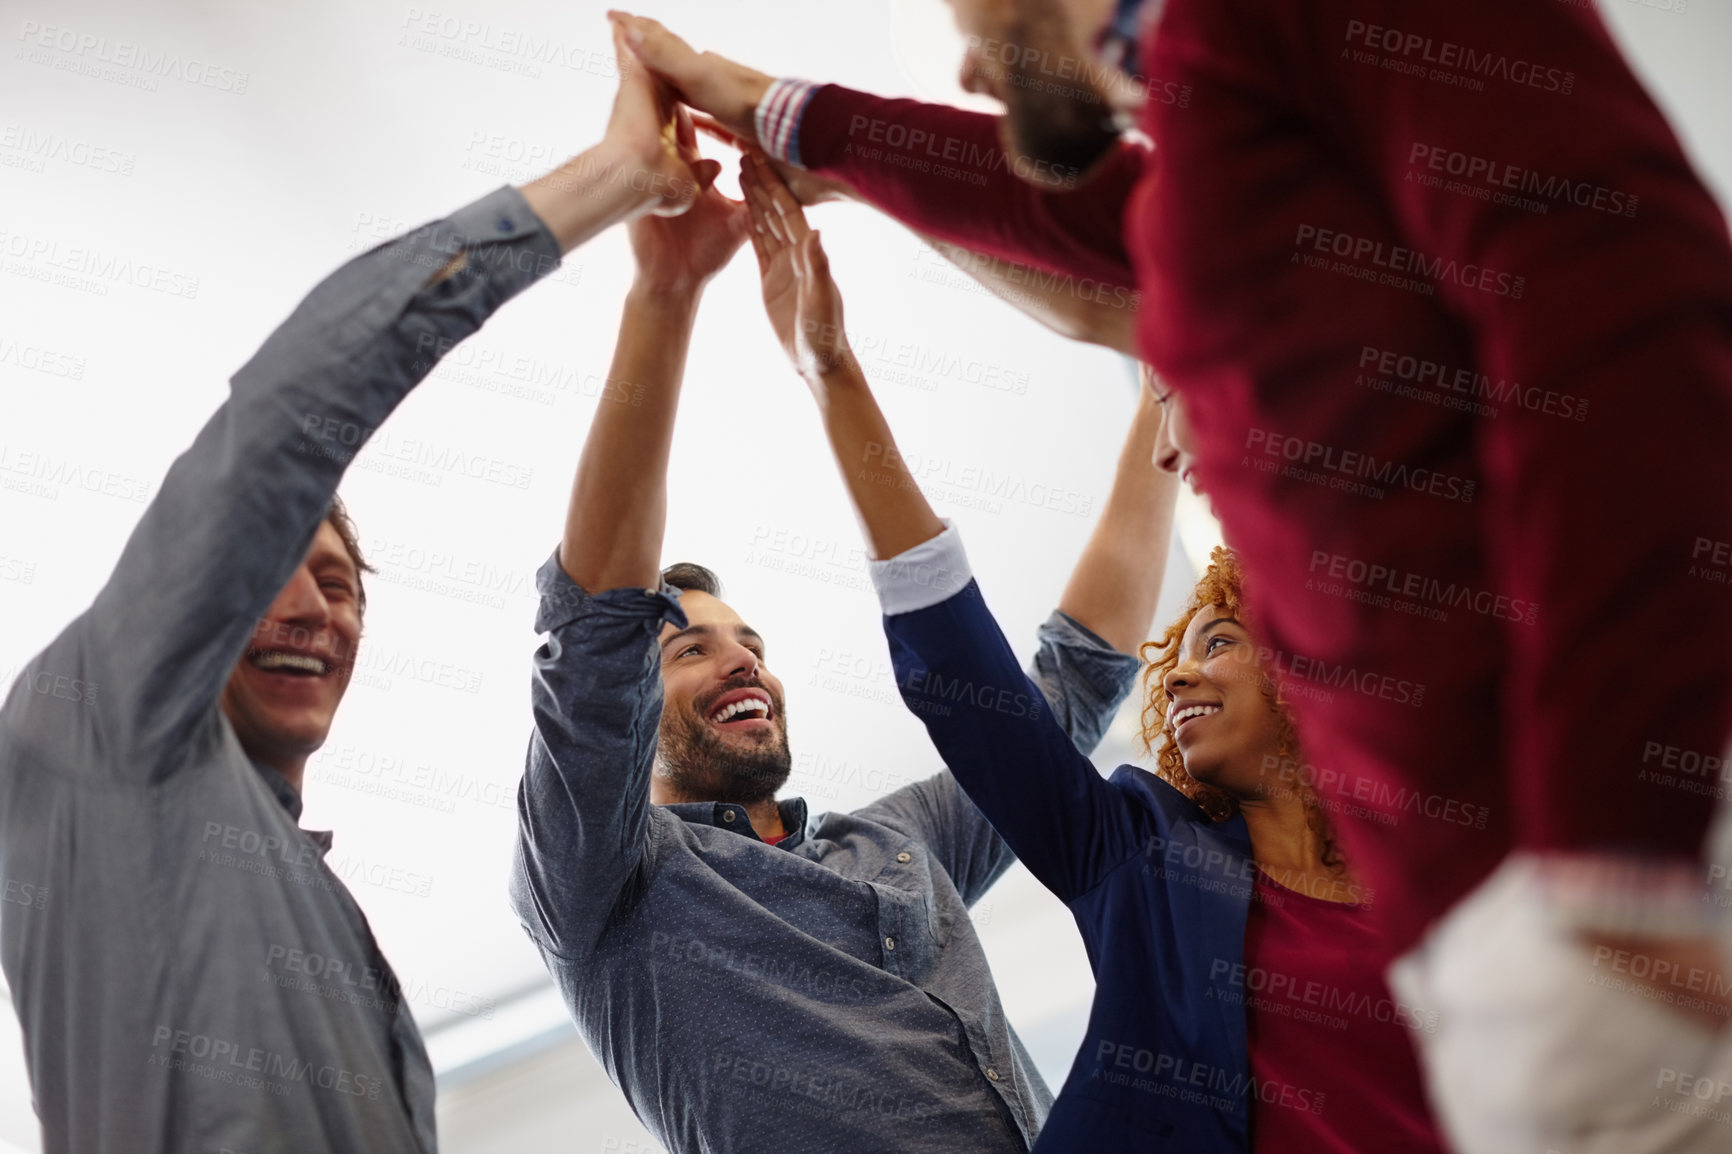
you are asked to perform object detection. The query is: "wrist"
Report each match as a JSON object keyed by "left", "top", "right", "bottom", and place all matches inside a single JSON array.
[
  {"left": 520, "top": 142, "right": 662, "bottom": 250},
  {"left": 625, "top": 280, "right": 703, "bottom": 315},
  {"left": 735, "top": 71, "right": 776, "bottom": 139},
  {"left": 586, "top": 139, "right": 682, "bottom": 213},
  {"left": 801, "top": 344, "right": 863, "bottom": 391}
]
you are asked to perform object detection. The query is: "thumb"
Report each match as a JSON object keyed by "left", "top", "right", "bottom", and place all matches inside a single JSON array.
[
  {"left": 610, "top": 13, "right": 690, "bottom": 85},
  {"left": 692, "top": 113, "right": 743, "bottom": 150},
  {"left": 691, "top": 158, "right": 723, "bottom": 192}
]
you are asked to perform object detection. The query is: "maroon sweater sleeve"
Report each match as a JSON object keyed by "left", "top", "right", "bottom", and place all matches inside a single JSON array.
[
  {"left": 1133, "top": 0, "right": 1732, "bottom": 942},
  {"left": 1294, "top": 1, "right": 1732, "bottom": 855},
  {"left": 797, "top": 84, "right": 1144, "bottom": 289}
]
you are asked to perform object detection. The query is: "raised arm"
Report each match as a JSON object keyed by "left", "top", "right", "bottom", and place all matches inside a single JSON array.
[
  {"left": 916, "top": 233, "right": 1141, "bottom": 355},
  {"left": 512, "top": 152, "right": 748, "bottom": 956},
  {"left": 26, "top": 23, "right": 711, "bottom": 781},
  {"left": 1055, "top": 366, "right": 1178, "bottom": 654},
  {"left": 739, "top": 149, "right": 944, "bottom": 561},
  {"left": 689, "top": 113, "right": 1140, "bottom": 355},
  {"left": 740, "top": 153, "right": 1144, "bottom": 899},
  {"left": 558, "top": 122, "right": 747, "bottom": 593},
  {"left": 612, "top": 13, "right": 1143, "bottom": 288}
]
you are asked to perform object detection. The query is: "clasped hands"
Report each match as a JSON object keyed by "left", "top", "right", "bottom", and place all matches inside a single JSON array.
[{"left": 600, "top": 10, "right": 858, "bottom": 389}]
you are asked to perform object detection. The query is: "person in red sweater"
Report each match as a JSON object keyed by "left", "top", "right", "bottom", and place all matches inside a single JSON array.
[{"left": 610, "top": 4, "right": 1732, "bottom": 1151}]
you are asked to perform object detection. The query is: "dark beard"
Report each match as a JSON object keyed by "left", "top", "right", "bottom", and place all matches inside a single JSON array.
[
  {"left": 1001, "top": 6, "right": 1123, "bottom": 179},
  {"left": 656, "top": 692, "right": 791, "bottom": 806}
]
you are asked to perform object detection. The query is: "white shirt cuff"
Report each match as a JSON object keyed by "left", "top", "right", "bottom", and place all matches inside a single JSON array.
[
  {"left": 756, "top": 78, "right": 819, "bottom": 169},
  {"left": 869, "top": 520, "right": 973, "bottom": 616}
]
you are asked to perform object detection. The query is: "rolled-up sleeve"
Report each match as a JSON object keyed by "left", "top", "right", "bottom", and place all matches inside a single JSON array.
[
  {"left": 867, "top": 526, "right": 1144, "bottom": 902},
  {"left": 70, "top": 187, "right": 561, "bottom": 779},
  {"left": 510, "top": 555, "right": 686, "bottom": 959},
  {"left": 1028, "top": 609, "right": 1140, "bottom": 757},
  {"left": 870, "top": 522, "right": 1139, "bottom": 753}
]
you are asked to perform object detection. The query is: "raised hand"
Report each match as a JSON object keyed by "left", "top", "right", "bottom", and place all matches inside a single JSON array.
[
  {"left": 607, "top": 11, "right": 772, "bottom": 146},
  {"left": 693, "top": 114, "right": 856, "bottom": 208},
  {"left": 740, "top": 151, "right": 854, "bottom": 385},
  {"left": 601, "top": 22, "right": 721, "bottom": 218},
  {"left": 519, "top": 21, "right": 722, "bottom": 247},
  {"left": 628, "top": 109, "right": 749, "bottom": 296}
]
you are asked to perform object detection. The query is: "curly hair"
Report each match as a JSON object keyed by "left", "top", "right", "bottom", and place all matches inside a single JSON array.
[{"left": 1138, "top": 547, "right": 1344, "bottom": 873}]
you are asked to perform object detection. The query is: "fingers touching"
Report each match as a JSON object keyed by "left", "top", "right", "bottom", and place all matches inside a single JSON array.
[{"left": 741, "top": 152, "right": 810, "bottom": 246}]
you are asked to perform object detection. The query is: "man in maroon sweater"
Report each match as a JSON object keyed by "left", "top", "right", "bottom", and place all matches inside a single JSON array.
[{"left": 609, "top": 3, "right": 1732, "bottom": 1150}]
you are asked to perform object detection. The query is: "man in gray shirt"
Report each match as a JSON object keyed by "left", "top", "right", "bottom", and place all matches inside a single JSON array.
[
  {"left": 0, "top": 28, "right": 724, "bottom": 1154},
  {"left": 509, "top": 139, "right": 1179, "bottom": 1150}
]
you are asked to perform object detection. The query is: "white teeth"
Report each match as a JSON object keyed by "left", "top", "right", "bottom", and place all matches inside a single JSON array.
[
  {"left": 252, "top": 651, "right": 329, "bottom": 675},
  {"left": 1171, "top": 704, "right": 1221, "bottom": 727},
  {"left": 711, "top": 695, "right": 770, "bottom": 723}
]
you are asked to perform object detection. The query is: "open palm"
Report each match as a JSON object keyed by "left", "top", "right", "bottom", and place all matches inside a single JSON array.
[
  {"left": 630, "top": 179, "right": 748, "bottom": 294},
  {"left": 741, "top": 152, "right": 851, "bottom": 381}
]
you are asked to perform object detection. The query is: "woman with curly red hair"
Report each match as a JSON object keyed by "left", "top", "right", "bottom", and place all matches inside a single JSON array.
[
  {"left": 879, "top": 421, "right": 1452, "bottom": 1150},
  {"left": 1131, "top": 543, "right": 1446, "bottom": 1151}
]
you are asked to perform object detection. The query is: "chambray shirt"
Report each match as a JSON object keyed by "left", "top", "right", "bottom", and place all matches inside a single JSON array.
[
  {"left": 509, "top": 555, "right": 1139, "bottom": 1154},
  {"left": 0, "top": 186, "right": 561, "bottom": 1154}
]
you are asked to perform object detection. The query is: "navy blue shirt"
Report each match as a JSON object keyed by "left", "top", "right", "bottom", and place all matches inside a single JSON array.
[{"left": 882, "top": 562, "right": 1271, "bottom": 1154}]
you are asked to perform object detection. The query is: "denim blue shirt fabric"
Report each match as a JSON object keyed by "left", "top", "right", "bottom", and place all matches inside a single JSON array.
[
  {"left": 508, "top": 556, "right": 1139, "bottom": 1154},
  {"left": 0, "top": 186, "right": 561, "bottom": 1154},
  {"left": 875, "top": 534, "right": 1267, "bottom": 1153}
]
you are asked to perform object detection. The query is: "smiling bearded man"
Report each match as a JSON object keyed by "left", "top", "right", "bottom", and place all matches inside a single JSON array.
[{"left": 506, "top": 114, "right": 1180, "bottom": 1152}]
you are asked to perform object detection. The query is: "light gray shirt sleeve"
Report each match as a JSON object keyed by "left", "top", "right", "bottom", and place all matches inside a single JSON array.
[{"left": 53, "top": 188, "right": 561, "bottom": 782}]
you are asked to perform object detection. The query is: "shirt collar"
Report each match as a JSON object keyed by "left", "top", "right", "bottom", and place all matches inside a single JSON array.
[
  {"left": 665, "top": 797, "right": 811, "bottom": 849},
  {"left": 251, "top": 761, "right": 336, "bottom": 854},
  {"left": 1099, "top": 0, "right": 1160, "bottom": 79},
  {"left": 253, "top": 761, "right": 304, "bottom": 820}
]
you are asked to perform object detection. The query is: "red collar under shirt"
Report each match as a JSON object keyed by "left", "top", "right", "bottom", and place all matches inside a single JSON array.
[{"left": 1242, "top": 871, "right": 1448, "bottom": 1153}]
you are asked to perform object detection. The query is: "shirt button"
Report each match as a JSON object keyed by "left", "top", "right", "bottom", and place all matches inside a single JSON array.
[
  {"left": 722, "top": 810, "right": 736, "bottom": 823},
  {"left": 495, "top": 215, "right": 514, "bottom": 233},
  {"left": 896, "top": 852, "right": 911, "bottom": 863},
  {"left": 987, "top": 1068, "right": 1001, "bottom": 1082},
  {"left": 884, "top": 937, "right": 895, "bottom": 951}
]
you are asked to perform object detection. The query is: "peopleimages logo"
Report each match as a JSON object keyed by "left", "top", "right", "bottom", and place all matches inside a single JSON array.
[
  {"left": 1341, "top": 20, "right": 1575, "bottom": 95},
  {"left": 149, "top": 1026, "right": 383, "bottom": 1099},
  {"left": 1358, "top": 345, "right": 1588, "bottom": 422},
  {"left": 842, "top": 114, "right": 1080, "bottom": 190},
  {"left": 16, "top": 20, "right": 251, "bottom": 94},
  {"left": 1406, "top": 143, "right": 1638, "bottom": 218},
  {"left": 1307, "top": 550, "right": 1539, "bottom": 625},
  {"left": 1293, "top": 224, "right": 1525, "bottom": 299},
  {"left": 1244, "top": 427, "right": 1477, "bottom": 504}
]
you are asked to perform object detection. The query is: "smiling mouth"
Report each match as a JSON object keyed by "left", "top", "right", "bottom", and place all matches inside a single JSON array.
[
  {"left": 247, "top": 649, "right": 335, "bottom": 678},
  {"left": 710, "top": 694, "right": 772, "bottom": 727},
  {"left": 1170, "top": 703, "right": 1222, "bottom": 732}
]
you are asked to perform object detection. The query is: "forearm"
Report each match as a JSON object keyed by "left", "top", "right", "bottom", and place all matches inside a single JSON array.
[
  {"left": 918, "top": 231, "right": 1140, "bottom": 355},
  {"left": 559, "top": 288, "right": 700, "bottom": 593},
  {"left": 774, "top": 83, "right": 1143, "bottom": 287},
  {"left": 1057, "top": 385, "right": 1178, "bottom": 654},
  {"left": 515, "top": 561, "right": 683, "bottom": 954},
  {"left": 812, "top": 361, "right": 946, "bottom": 561},
  {"left": 518, "top": 141, "right": 683, "bottom": 254},
  {"left": 84, "top": 188, "right": 561, "bottom": 762}
]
